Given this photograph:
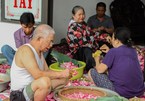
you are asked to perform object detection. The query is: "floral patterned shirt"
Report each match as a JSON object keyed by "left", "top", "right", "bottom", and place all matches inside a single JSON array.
[{"left": 66, "top": 20, "right": 99, "bottom": 55}]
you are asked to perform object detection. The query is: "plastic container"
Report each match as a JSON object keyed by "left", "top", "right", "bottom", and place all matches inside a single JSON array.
[
  {"left": 49, "top": 61, "right": 86, "bottom": 80},
  {"left": 0, "top": 73, "right": 10, "bottom": 92}
]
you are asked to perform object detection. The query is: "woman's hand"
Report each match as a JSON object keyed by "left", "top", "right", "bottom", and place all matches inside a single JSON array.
[
  {"left": 94, "top": 55, "right": 100, "bottom": 63},
  {"left": 106, "top": 36, "right": 112, "bottom": 44},
  {"left": 100, "top": 44, "right": 110, "bottom": 53}
]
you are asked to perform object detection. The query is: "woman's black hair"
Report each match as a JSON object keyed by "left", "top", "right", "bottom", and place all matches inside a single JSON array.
[
  {"left": 72, "top": 5, "right": 85, "bottom": 15},
  {"left": 114, "top": 27, "right": 133, "bottom": 47}
]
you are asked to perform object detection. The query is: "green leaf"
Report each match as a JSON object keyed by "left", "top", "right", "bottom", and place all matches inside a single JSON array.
[{"left": 51, "top": 50, "right": 82, "bottom": 67}]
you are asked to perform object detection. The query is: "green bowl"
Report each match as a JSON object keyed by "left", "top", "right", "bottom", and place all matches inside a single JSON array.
[
  {"left": 49, "top": 61, "right": 86, "bottom": 80},
  {"left": 0, "top": 73, "right": 10, "bottom": 92}
]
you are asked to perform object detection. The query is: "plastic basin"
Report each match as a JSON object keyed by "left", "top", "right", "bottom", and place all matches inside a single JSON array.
[
  {"left": 49, "top": 61, "right": 86, "bottom": 80},
  {"left": 0, "top": 73, "right": 10, "bottom": 92}
]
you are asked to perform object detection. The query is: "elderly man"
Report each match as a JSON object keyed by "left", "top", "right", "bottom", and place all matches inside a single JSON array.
[{"left": 10, "top": 24, "right": 70, "bottom": 101}]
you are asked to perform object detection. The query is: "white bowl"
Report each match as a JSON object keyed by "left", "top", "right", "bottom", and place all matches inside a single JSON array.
[{"left": 0, "top": 73, "right": 10, "bottom": 92}]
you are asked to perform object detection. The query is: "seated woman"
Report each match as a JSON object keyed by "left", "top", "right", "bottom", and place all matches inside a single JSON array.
[
  {"left": 88, "top": 27, "right": 145, "bottom": 99},
  {"left": 66, "top": 5, "right": 98, "bottom": 72}
]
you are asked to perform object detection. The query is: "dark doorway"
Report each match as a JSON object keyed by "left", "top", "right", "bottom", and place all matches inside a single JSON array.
[{"left": 110, "top": 0, "right": 145, "bottom": 45}]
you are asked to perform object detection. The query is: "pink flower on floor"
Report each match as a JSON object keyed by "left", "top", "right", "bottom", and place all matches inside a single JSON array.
[
  {"left": 0, "top": 64, "right": 10, "bottom": 73},
  {"left": 45, "top": 92, "right": 55, "bottom": 101}
]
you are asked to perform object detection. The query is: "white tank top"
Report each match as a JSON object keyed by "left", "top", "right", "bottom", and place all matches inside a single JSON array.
[{"left": 10, "top": 44, "right": 45, "bottom": 90}]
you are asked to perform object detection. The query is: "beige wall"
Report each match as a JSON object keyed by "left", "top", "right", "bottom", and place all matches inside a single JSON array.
[
  {"left": 0, "top": 22, "right": 20, "bottom": 52},
  {"left": 0, "top": 0, "right": 145, "bottom": 52},
  {"left": 53, "top": 0, "right": 114, "bottom": 43}
]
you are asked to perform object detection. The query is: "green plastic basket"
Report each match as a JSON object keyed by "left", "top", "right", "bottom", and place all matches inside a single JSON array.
[{"left": 49, "top": 61, "right": 86, "bottom": 80}]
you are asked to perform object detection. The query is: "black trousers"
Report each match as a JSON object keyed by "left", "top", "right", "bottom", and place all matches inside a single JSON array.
[
  {"left": 73, "top": 47, "right": 95, "bottom": 72},
  {"left": 10, "top": 90, "right": 26, "bottom": 101}
]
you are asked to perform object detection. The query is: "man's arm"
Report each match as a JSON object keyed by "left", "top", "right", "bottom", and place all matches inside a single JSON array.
[
  {"left": 15, "top": 45, "right": 70, "bottom": 80},
  {"left": 14, "top": 30, "right": 23, "bottom": 48}
]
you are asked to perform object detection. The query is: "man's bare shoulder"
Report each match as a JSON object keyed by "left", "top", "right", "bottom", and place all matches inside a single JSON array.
[
  {"left": 17, "top": 45, "right": 31, "bottom": 53},
  {"left": 15, "top": 44, "right": 33, "bottom": 60},
  {"left": 15, "top": 44, "right": 35, "bottom": 68}
]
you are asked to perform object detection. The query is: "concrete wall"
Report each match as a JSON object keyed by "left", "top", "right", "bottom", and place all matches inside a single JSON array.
[
  {"left": 0, "top": 22, "right": 20, "bottom": 52},
  {"left": 0, "top": 0, "right": 145, "bottom": 52},
  {"left": 53, "top": 0, "right": 113, "bottom": 43}
]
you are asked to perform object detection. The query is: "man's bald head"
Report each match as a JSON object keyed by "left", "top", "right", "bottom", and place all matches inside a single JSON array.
[{"left": 32, "top": 24, "right": 55, "bottom": 39}]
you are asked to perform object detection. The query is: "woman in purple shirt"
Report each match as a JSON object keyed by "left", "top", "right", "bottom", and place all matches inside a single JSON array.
[{"left": 88, "top": 27, "right": 144, "bottom": 98}]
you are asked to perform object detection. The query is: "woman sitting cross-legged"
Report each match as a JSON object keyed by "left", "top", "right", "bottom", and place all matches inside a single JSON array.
[
  {"left": 66, "top": 5, "right": 99, "bottom": 72},
  {"left": 88, "top": 27, "right": 145, "bottom": 99}
]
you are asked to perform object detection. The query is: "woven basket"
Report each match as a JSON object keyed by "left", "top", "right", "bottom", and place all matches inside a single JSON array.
[{"left": 58, "top": 87, "right": 106, "bottom": 101}]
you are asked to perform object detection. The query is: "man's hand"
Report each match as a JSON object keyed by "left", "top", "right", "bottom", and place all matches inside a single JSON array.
[
  {"left": 61, "top": 69, "right": 71, "bottom": 79},
  {"left": 98, "top": 26, "right": 105, "bottom": 31},
  {"left": 93, "top": 26, "right": 105, "bottom": 32},
  {"left": 93, "top": 28, "right": 98, "bottom": 32}
]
